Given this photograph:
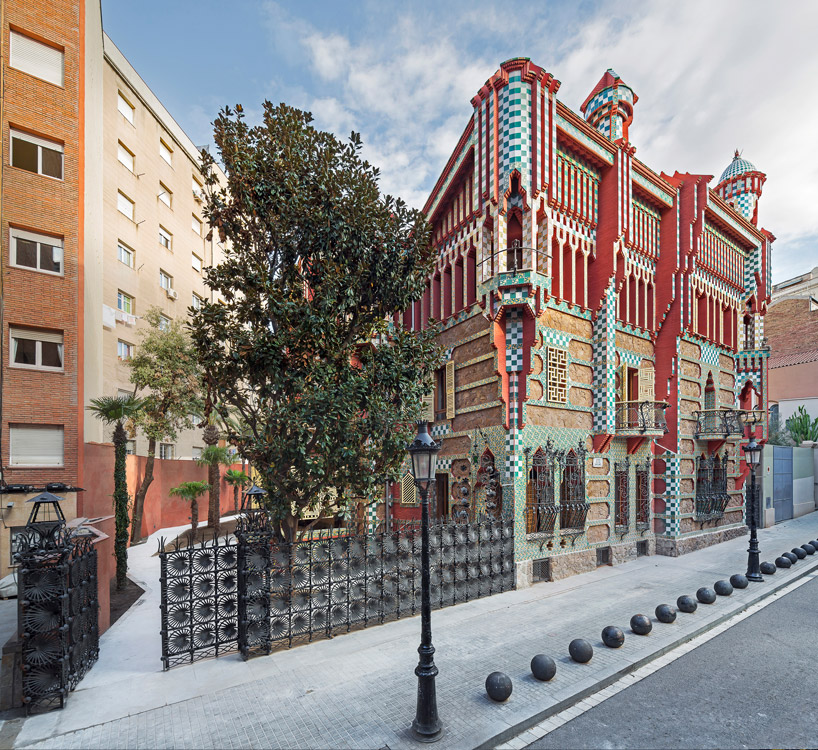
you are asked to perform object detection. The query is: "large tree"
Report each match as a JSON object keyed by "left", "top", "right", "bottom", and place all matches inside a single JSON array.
[
  {"left": 128, "top": 307, "right": 202, "bottom": 543},
  {"left": 87, "top": 394, "right": 144, "bottom": 589},
  {"left": 191, "top": 102, "right": 442, "bottom": 542}
]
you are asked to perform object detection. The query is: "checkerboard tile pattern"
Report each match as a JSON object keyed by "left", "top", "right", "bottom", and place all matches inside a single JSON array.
[
  {"left": 592, "top": 280, "right": 618, "bottom": 433},
  {"left": 499, "top": 72, "right": 532, "bottom": 189},
  {"left": 506, "top": 308, "right": 524, "bottom": 371}
]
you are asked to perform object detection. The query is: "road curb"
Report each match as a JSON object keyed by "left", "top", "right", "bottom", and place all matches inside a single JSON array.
[{"left": 477, "top": 556, "right": 818, "bottom": 750}]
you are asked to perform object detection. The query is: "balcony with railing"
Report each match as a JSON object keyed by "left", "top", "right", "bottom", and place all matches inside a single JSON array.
[
  {"left": 477, "top": 241, "right": 545, "bottom": 279},
  {"left": 615, "top": 401, "right": 669, "bottom": 434},
  {"left": 694, "top": 408, "right": 747, "bottom": 439}
]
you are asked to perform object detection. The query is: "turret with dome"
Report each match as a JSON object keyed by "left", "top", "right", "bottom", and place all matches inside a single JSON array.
[{"left": 714, "top": 150, "right": 766, "bottom": 226}]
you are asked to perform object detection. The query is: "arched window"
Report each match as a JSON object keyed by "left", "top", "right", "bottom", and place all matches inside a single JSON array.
[
  {"left": 526, "top": 447, "right": 556, "bottom": 535},
  {"left": 466, "top": 248, "right": 477, "bottom": 305},
  {"left": 559, "top": 448, "right": 588, "bottom": 529},
  {"left": 443, "top": 265, "right": 452, "bottom": 319},
  {"left": 454, "top": 256, "right": 464, "bottom": 312}
]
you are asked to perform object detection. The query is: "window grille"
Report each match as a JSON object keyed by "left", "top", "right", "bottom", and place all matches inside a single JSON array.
[
  {"left": 614, "top": 459, "right": 630, "bottom": 531},
  {"left": 547, "top": 347, "right": 568, "bottom": 403}
]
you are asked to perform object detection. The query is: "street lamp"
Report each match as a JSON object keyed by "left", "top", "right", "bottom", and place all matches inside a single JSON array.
[
  {"left": 743, "top": 436, "right": 763, "bottom": 582},
  {"left": 407, "top": 421, "right": 442, "bottom": 743},
  {"left": 241, "top": 484, "right": 267, "bottom": 514}
]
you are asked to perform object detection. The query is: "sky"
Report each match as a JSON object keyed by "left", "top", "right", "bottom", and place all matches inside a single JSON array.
[{"left": 102, "top": 0, "right": 818, "bottom": 283}]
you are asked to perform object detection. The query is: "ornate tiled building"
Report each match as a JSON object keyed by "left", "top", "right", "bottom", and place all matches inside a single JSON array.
[{"left": 392, "top": 59, "right": 772, "bottom": 583}]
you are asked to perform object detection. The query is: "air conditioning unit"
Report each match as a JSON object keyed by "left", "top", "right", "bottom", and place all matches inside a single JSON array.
[
  {"left": 192, "top": 189, "right": 202, "bottom": 204},
  {"left": 166, "top": 288, "right": 178, "bottom": 300}
]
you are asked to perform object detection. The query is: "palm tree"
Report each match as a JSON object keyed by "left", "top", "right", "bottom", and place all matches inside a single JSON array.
[
  {"left": 87, "top": 394, "right": 144, "bottom": 590},
  {"left": 196, "top": 439, "right": 233, "bottom": 536},
  {"left": 169, "top": 481, "right": 210, "bottom": 541},
  {"left": 224, "top": 469, "right": 250, "bottom": 514}
]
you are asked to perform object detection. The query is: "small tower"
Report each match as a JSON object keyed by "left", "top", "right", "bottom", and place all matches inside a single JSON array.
[
  {"left": 715, "top": 150, "right": 766, "bottom": 226},
  {"left": 580, "top": 69, "right": 638, "bottom": 143}
]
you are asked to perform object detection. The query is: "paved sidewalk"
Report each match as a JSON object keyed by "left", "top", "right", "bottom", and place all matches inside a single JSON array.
[{"left": 12, "top": 513, "right": 818, "bottom": 749}]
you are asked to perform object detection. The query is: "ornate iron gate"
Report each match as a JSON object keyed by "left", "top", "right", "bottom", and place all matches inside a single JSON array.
[
  {"left": 17, "top": 534, "right": 99, "bottom": 713},
  {"left": 159, "top": 516, "right": 515, "bottom": 669}
]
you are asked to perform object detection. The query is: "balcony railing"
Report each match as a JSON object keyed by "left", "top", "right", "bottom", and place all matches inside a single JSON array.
[
  {"left": 560, "top": 502, "right": 590, "bottom": 531},
  {"left": 694, "top": 408, "right": 746, "bottom": 438},
  {"left": 615, "top": 401, "right": 669, "bottom": 433},
  {"left": 477, "top": 242, "right": 546, "bottom": 277},
  {"left": 694, "top": 493, "right": 730, "bottom": 522},
  {"left": 525, "top": 504, "right": 558, "bottom": 536}
]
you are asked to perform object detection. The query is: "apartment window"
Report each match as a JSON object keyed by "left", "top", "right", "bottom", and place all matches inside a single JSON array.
[
  {"left": 158, "top": 182, "right": 172, "bottom": 208},
  {"left": 117, "top": 242, "right": 134, "bottom": 268},
  {"left": 190, "top": 414, "right": 203, "bottom": 426},
  {"left": 192, "top": 177, "right": 203, "bottom": 201},
  {"left": 192, "top": 253, "right": 202, "bottom": 273},
  {"left": 10, "top": 228, "right": 63, "bottom": 275},
  {"left": 159, "top": 315, "right": 171, "bottom": 331},
  {"left": 9, "top": 31, "right": 64, "bottom": 87},
  {"left": 10, "top": 327, "right": 63, "bottom": 371},
  {"left": 11, "top": 129, "right": 63, "bottom": 179},
  {"left": 191, "top": 215, "right": 202, "bottom": 236},
  {"left": 9, "top": 425, "right": 64, "bottom": 467},
  {"left": 192, "top": 446, "right": 203, "bottom": 460},
  {"left": 117, "top": 340, "right": 133, "bottom": 360},
  {"left": 191, "top": 292, "right": 204, "bottom": 310},
  {"left": 117, "top": 291, "right": 134, "bottom": 314},
  {"left": 117, "top": 142, "right": 134, "bottom": 172},
  {"left": 159, "top": 270, "right": 173, "bottom": 290},
  {"left": 125, "top": 440, "right": 136, "bottom": 455},
  {"left": 159, "top": 139, "right": 173, "bottom": 166},
  {"left": 117, "top": 191, "right": 134, "bottom": 220},
  {"left": 117, "top": 92, "right": 134, "bottom": 124},
  {"left": 159, "top": 226, "right": 172, "bottom": 250},
  {"left": 159, "top": 443, "right": 175, "bottom": 460}
]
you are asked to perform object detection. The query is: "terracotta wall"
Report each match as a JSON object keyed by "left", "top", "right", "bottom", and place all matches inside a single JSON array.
[
  {"left": 82, "top": 442, "right": 242, "bottom": 537},
  {"left": 89, "top": 515, "right": 115, "bottom": 633},
  {"left": 768, "top": 362, "right": 818, "bottom": 403}
]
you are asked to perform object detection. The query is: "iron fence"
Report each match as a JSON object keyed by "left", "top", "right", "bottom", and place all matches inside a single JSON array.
[
  {"left": 615, "top": 401, "right": 669, "bottom": 432},
  {"left": 694, "top": 408, "right": 745, "bottom": 437},
  {"left": 159, "top": 513, "right": 515, "bottom": 669},
  {"left": 16, "top": 532, "right": 98, "bottom": 714}
]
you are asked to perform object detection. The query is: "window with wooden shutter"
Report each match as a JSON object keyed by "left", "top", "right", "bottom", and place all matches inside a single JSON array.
[
  {"left": 445, "top": 360, "right": 455, "bottom": 419},
  {"left": 401, "top": 473, "right": 417, "bottom": 505},
  {"left": 421, "top": 377, "right": 435, "bottom": 422},
  {"left": 618, "top": 362, "right": 630, "bottom": 401},
  {"left": 10, "top": 31, "right": 64, "bottom": 87},
  {"left": 638, "top": 360, "right": 655, "bottom": 401}
]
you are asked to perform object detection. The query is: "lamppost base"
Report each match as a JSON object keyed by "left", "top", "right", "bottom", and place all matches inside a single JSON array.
[
  {"left": 746, "top": 573, "right": 764, "bottom": 583},
  {"left": 411, "top": 722, "right": 444, "bottom": 743}
]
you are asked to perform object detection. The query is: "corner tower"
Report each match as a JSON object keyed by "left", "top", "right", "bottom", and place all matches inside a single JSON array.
[
  {"left": 580, "top": 69, "right": 637, "bottom": 143},
  {"left": 714, "top": 150, "right": 766, "bottom": 226}
]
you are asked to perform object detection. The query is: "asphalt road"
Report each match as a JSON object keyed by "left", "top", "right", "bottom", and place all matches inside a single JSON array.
[{"left": 527, "top": 574, "right": 818, "bottom": 750}]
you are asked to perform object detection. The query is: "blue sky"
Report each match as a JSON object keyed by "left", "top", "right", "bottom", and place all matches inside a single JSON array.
[{"left": 102, "top": 0, "right": 818, "bottom": 283}]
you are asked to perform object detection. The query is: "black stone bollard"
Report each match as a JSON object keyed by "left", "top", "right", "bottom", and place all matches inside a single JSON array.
[
  {"left": 729, "top": 573, "right": 749, "bottom": 589},
  {"left": 601, "top": 626, "right": 625, "bottom": 648},
  {"left": 530, "top": 654, "right": 557, "bottom": 682},
  {"left": 782, "top": 551, "right": 798, "bottom": 564},
  {"left": 759, "top": 561, "right": 776, "bottom": 575},
  {"left": 569, "top": 639, "right": 593, "bottom": 663},
  {"left": 791, "top": 547, "right": 807, "bottom": 560},
  {"left": 775, "top": 556, "right": 791, "bottom": 569},
  {"left": 655, "top": 604, "right": 677, "bottom": 623},
  {"left": 801, "top": 544, "right": 815, "bottom": 555},
  {"left": 696, "top": 587, "right": 717, "bottom": 604},
  {"left": 485, "top": 672, "right": 513, "bottom": 702},
  {"left": 714, "top": 580, "right": 734, "bottom": 596},
  {"left": 630, "top": 614, "right": 652, "bottom": 635},
  {"left": 677, "top": 595, "right": 698, "bottom": 613}
]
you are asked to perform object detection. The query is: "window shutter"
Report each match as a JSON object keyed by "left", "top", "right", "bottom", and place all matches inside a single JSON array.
[
  {"left": 421, "top": 382, "right": 434, "bottom": 422},
  {"left": 10, "top": 425, "right": 64, "bottom": 466},
  {"left": 445, "top": 360, "right": 456, "bottom": 419},
  {"left": 10, "top": 32, "right": 64, "bottom": 87},
  {"left": 10, "top": 327, "right": 63, "bottom": 344},
  {"left": 401, "top": 473, "right": 417, "bottom": 505},
  {"left": 619, "top": 362, "right": 630, "bottom": 402},
  {"left": 638, "top": 361, "right": 655, "bottom": 401},
  {"left": 118, "top": 192, "right": 134, "bottom": 220}
]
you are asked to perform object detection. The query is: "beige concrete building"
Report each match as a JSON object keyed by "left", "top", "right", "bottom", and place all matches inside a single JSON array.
[
  {"left": 84, "top": 21, "right": 226, "bottom": 460},
  {"left": 771, "top": 265, "right": 818, "bottom": 307}
]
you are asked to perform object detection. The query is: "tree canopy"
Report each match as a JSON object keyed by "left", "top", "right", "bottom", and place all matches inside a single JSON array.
[{"left": 191, "top": 102, "right": 442, "bottom": 540}]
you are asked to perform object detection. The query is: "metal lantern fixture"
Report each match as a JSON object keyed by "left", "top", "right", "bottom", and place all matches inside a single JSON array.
[
  {"left": 241, "top": 484, "right": 267, "bottom": 513},
  {"left": 743, "top": 436, "right": 764, "bottom": 582},
  {"left": 743, "top": 437, "right": 761, "bottom": 468},
  {"left": 406, "top": 421, "right": 443, "bottom": 742},
  {"left": 24, "top": 491, "right": 67, "bottom": 550},
  {"left": 408, "top": 422, "right": 440, "bottom": 493}
]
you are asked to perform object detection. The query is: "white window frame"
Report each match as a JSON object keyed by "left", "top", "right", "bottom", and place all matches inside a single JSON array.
[
  {"left": 117, "top": 291, "right": 134, "bottom": 314},
  {"left": 192, "top": 446, "right": 203, "bottom": 460},
  {"left": 9, "top": 227, "right": 64, "bottom": 276},
  {"left": 159, "top": 270, "right": 173, "bottom": 290},
  {"left": 9, "top": 424, "right": 64, "bottom": 467},
  {"left": 158, "top": 314, "right": 171, "bottom": 331},
  {"left": 117, "top": 91, "right": 134, "bottom": 124},
  {"left": 191, "top": 292, "right": 204, "bottom": 310},
  {"left": 10, "top": 129, "right": 63, "bottom": 180},
  {"left": 159, "top": 226, "right": 172, "bottom": 250},
  {"left": 159, "top": 443, "right": 175, "bottom": 460},
  {"left": 192, "top": 253, "right": 202, "bottom": 273},
  {"left": 117, "top": 141, "right": 134, "bottom": 172},
  {"left": 192, "top": 177, "right": 203, "bottom": 201},
  {"left": 117, "top": 241, "right": 134, "bottom": 268},
  {"left": 159, "top": 138, "right": 173, "bottom": 166},
  {"left": 158, "top": 182, "right": 172, "bottom": 208},
  {"left": 125, "top": 440, "right": 136, "bottom": 455},
  {"left": 9, "top": 31, "right": 64, "bottom": 87},
  {"left": 191, "top": 215, "right": 202, "bottom": 236},
  {"left": 117, "top": 340, "right": 133, "bottom": 360},
  {"left": 117, "top": 191, "right": 134, "bottom": 220},
  {"left": 9, "top": 327, "right": 64, "bottom": 372}
]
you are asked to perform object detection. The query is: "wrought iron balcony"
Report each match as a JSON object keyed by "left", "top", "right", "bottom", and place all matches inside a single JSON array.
[
  {"left": 560, "top": 502, "right": 590, "bottom": 531},
  {"left": 694, "top": 494, "right": 730, "bottom": 522},
  {"left": 694, "top": 408, "right": 746, "bottom": 439},
  {"left": 615, "top": 401, "right": 669, "bottom": 433},
  {"left": 525, "top": 503, "right": 558, "bottom": 536},
  {"left": 477, "top": 241, "right": 546, "bottom": 276}
]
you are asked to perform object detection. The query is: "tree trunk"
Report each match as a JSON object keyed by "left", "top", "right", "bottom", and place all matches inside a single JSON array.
[
  {"left": 208, "top": 462, "right": 220, "bottom": 537},
  {"left": 233, "top": 485, "right": 239, "bottom": 514},
  {"left": 130, "top": 437, "right": 156, "bottom": 543},
  {"left": 112, "top": 421, "right": 129, "bottom": 590},
  {"left": 190, "top": 496, "right": 199, "bottom": 541}
]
